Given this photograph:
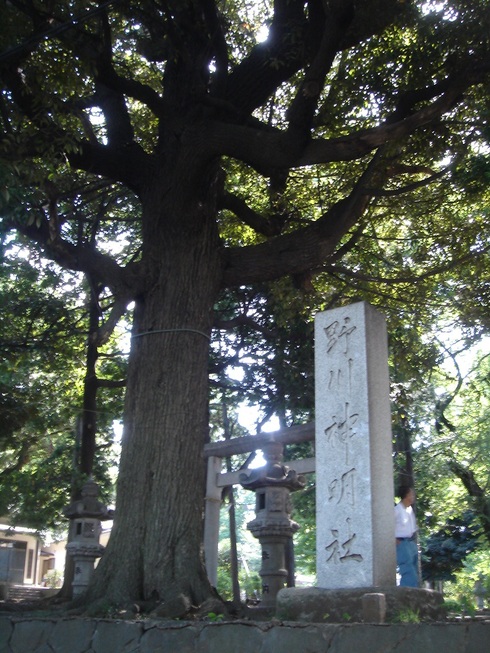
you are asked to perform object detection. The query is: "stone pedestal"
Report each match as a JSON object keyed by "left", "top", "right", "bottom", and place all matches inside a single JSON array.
[
  {"left": 276, "top": 586, "right": 446, "bottom": 623},
  {"left": 240, "top": 441, "right": 305, "bottom": 608},
  {"left": 64, "top": 478, "right": 112, "bottom": 597},
  {"left": 315, "top": 302, "right": 396, "bottom": 589}
]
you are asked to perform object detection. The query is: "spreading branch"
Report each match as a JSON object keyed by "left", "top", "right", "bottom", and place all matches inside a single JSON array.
[{"left": 221, "top": 147, "right": 384, "bottom": 286}]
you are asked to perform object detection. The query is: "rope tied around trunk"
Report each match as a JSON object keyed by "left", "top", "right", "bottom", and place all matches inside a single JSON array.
[{"left": 131, "top": 328, "right": 211, "bottom": 341}]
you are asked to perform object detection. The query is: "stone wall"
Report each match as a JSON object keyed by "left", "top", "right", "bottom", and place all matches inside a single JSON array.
[{"left": 1, "top": 616, "right": 488, "bottom": 653}]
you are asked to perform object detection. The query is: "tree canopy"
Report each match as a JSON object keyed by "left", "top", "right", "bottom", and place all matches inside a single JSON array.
[{"left": 1, "top": 0, "right": 490, "bottom": 612}]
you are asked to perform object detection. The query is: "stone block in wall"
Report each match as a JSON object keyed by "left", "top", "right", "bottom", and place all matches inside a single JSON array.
[
  {"left": 198, "top": 622, "right": 264, "bottom": 653},
  {"left": 0, "top": 617, "right": 13, "bottom": 652},
  {"left": 140, "top": 622, "right": 199, "bottom": 653},
  {"left": 50, "top": 618, "right": 96, "bottom": 653},
  {"left": 262, "top": 623, "right": 338, "bottom": 652},
  {"left": 9, "top": 619, "right": 54, "bottom": 653}
]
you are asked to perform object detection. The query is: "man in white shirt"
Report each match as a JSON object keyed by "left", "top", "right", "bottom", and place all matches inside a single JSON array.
[{"left": 394, "top": 485, "right": 419, "bottom": 587}]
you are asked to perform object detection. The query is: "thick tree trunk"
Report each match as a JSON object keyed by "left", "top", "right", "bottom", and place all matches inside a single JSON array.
[{"left": 87, "top": 180, "right": 223, "bottom": 608}]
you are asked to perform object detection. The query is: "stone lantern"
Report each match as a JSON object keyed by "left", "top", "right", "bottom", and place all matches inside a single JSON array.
[
  {"left": 64, "top": 478, "right": 113, "bottom": 596},
  {"left": 240, "top": 440, "right": 305, "bottom": 608}
]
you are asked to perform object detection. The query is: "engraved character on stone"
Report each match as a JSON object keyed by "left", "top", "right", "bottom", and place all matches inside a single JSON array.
[
  {"left": 324, "top": 403, "right": 359, "bottom": 464},
  {"left": 328, "top": 468, "right": 356, "bottom": 505},
  {"left": 324, "top": 317, "right": 356, "bottom": 355},
  {"left": 340, "top": 468, "right": 356, "bottom": 506},
  {"left": 325, "top": 529, "right": 341, "bottom": 564},
  {"left": 340, "top": 518, "right": 363, "bottom": 563}
]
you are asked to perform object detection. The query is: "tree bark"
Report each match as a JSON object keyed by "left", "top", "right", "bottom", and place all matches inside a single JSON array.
[{"left": 86, "top": 176, "right": 223, "bottom": 607}]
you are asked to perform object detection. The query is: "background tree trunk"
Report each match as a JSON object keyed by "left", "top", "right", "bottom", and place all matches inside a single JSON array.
[{"left": 59, "top": 282, "right": 101, "bottom": 599}]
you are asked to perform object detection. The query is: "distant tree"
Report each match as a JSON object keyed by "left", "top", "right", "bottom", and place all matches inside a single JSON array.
[
  {"left": 421, "top": 511, "right": 480, "bottom": 583},
  {"left": 429, "top": 353, "right": 490, "bottom": 544},
  {"left": 0, "top": 242, "right": 124, "bottom": 532},
  {"left": 0, "top": 248, "right": 84, "bottom": 530}
]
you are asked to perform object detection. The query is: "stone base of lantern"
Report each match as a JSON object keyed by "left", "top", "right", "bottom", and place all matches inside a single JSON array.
[
  {"left": 247, "top": 532, "right": 291, "bottom": 608},
  {"left": 66, "top": 542, "right": 105, "bottom": 596}
]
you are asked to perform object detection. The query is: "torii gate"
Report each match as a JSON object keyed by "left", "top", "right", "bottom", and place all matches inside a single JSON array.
[{"left": 203, "top": 422, "right": 315, "bottom": 587}]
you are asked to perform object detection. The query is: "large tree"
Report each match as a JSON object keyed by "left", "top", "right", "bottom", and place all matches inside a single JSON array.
[{"left": 1, "top": 0, "right": 489, "bottom": 609}]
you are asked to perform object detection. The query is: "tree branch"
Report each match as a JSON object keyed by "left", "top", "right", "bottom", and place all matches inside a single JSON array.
[
  {"left": 223, "top": 0, "right": 414, "bottom": 116},
  {"left": 0, "top": 440, "right": 34, "bottom": 478},
  {"left": 92, "top": 9, "right": 136, "bottom": 148},
  {"left": 223, "top": 0, "right": 308, "bottom": 112},
  {"left": 366, "top": 169, "right": 447, "bottom": 197},
  {"left": 300, "top": 66, "right": 490, "bottom": 165},
  {"left": 96, "top": 377, "right": 126, "bottom": 389},
  {"left": 323, "top": 243, "right": 490, "bottom": 287},
  {"left": 199, "top": 58, "right": 490, "bottom": 176},
  {"left": 200, "top": 0, "right": 228, "bottom": 95},
  {"left": 449, "top": 460, "right": 485, "bottom": 499},
  {"left": 448, "top": 458, "right": 490, "bottom": 541},
  {"left": 286, "top": 2, "right": 354, "bottom": 140},
  {"left": 221, "top": 148, "right": 382, "bottom": 286},
  {"left": 96, "top": 295, "right": 131, "bottom": 346},
  {"left": 11, "top": 215, "right": 143, "bottom": 303},
  {"left": 0, "top": 59, "right": 151, "bottom": 190},
  {"left": 219, "top": 192, "right": 280, "bottom": 237}
]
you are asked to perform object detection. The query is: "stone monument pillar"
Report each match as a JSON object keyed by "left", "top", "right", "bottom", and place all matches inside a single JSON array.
[
  {"left": 315, "top": 301, "right": 396, "bottom": 588},
  {"left": 64, "top": 478, "right": 112, "bottom": 596},
  {"left": 240, "top": 441, "right": 305, "bottom": 607}
]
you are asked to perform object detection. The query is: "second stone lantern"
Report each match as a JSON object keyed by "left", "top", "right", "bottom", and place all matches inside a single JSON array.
[
  {"left": 64, "top": 478, "right": 113, "bottom": 597},
  {"left": 240, "top": 440, "right": 305, "bottom": 608}
]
